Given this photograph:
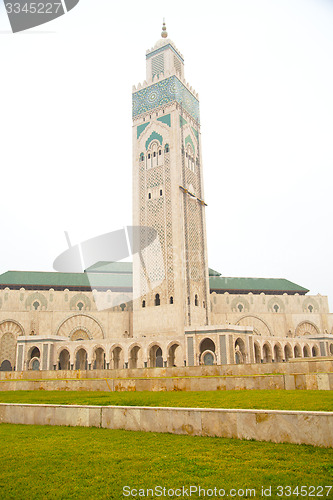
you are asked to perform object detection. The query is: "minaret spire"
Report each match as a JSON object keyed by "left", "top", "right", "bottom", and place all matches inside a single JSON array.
[{"left": 161, "top": 19, "right": 168, "bottom": 38}]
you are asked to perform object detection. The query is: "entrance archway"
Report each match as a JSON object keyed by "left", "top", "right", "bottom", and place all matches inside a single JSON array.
[
  {"left": 31, "top": 359, "right": 40, "bottom": 371},
  {"left": 234, "top": 338, "right": 246, "bottom": 364},
  {"left": 262, "top": 343, "right": 272, "bottom": 363},
  {"left": 75, "top": 348, "right": 88, "bottom": 370},
  {"left": 93, "top": 348, "right": 106, "bottom": 370},
  {"left": 149, "top": 345, "right": 163, "bottom": 368},
  {"left": 203, "top": 351, "right": 214, "bottom": 365},
  {"left": 284, "top": 344, "right": 292, "bottom": 361},
  {"left": 254, "top": 342, "right": 261, "bottom": 363},
  {"left": 199, "top": 338, "right": 215, "bottom": 365},
  {"left": 129, "top": 345, "right": 141, "bottom": 369},
  {"left": 111, "top": 346, "right": 123, "bottom": 370},
  {"left": 303, "top": 345, "right": 310, "bottom": 358},
  {"left": 273, "top": 343, "right": 283, "bottom": 363},
  {"left": 59, "top": 349, "right": 70, "bottom": 370},
  {"left": 0, "top": 360, "right": 12, "bottom": 371},
  {"left": 167, "top": 343, "right": 181, "bottom": 367}
]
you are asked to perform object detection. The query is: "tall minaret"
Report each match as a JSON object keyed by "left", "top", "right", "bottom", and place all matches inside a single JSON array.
[{"left": 132, "top": 23, "right": 210, "bottom": 338}]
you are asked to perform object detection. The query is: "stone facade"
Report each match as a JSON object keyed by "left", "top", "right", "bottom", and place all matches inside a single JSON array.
[{"left": 0, "top": 27, "right": 333, "bottom": 372}]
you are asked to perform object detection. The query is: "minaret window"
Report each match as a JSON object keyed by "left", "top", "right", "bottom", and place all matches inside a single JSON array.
[
  {"left": 148, "top": 192, "right": 151, "bottom": 200},
  {"left": 164, "top": 144, "right": 169, "bottom": 153},
  {"left": 195, "top": 294, "right": 199, "bottom": 306},
  {"left": 139, "top": 153, "right": 144, "bottom": 162},
  {"left": 155, "top": 294, "right": 160, "bottom": 306},
  {"left": 160, "top": 189, "right": 163, "bottom": 196},
  {"left": 170, "top": 296, "right": 174, "bottom": 304},
  {"left": 142, "top": 300, "right": 146, "bottom": 308},
  {"left": 186, "top": 145, "right": 195, "bottom": 172},
  {"left": 152, "top": 53, "right": 164, "bottom": 78}
]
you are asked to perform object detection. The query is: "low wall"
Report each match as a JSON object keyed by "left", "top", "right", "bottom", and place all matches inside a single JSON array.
[
  {"left": 1, "top": 358, "right": 332, "bottom": 381},
  {"left": 0, "top": 372, "right": 332, "bottom": 391},
  {"left": 0, "top": 403, "right": 331, "bottom": 447}
]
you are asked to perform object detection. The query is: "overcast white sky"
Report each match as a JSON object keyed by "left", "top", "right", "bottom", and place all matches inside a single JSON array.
[{"left": 0, "top": 0, "right": 332, "bottom": 307}]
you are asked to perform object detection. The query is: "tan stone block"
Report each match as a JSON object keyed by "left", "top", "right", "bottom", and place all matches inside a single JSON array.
[
  {"left": 201, "top": 409, "right": 237, "bottom": 438},
  {"left": 284, "top": 374, "right": 296, "bottom": 390},
  {"left": 294, "top": 374, "right": 306, "bottom": 390},
  {"left": 317, "top": 373, "right": 330, "bottom": 390}
]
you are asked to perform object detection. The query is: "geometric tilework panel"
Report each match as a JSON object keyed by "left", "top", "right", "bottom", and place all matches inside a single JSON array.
[
  {"left": 185, "top": 135, "right": 195, "bottom": 153},
  {"left": 133, "top": 76, "right": 200, "bottom": 123},
  {"left": 145, "top": 131, "right": 163, "bottom": 151},
  {"left": 157, "top": 114, "right": 171, "bottom": 127},
  {"left": 137, "top": 122, "right": 150, "bottom": 139}
]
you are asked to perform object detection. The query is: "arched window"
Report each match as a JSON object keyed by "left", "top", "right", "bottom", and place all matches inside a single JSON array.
[
  {"left": 160, "top": 189, "right": 163, "bottom": 196},
  {"left": 186, "top": 145, "right": 195, "bottom": 171},
  {"left": 148, "top": 192, "right": 152, "bottom": 199},
  {"left": 31, "top": 347, "right": 40, "bottom": 359},
  {"left": 142, "top": 300, "right": 146, "bottom": 308},
  {"left": 139, "top": 153, "right": 144, "bottom": 162},
  {"left": 308, "top": 305, "right": 313, "bottom": 313},
  {"left": 77, "top": 302, "right": 84, "bottom": 311},
  {"left": 237, "top": 304, "right": 243, "bottom": 312},
  {"left": 164, "top": 144, "right": 169, "bottom": 153},
  {"left": 155, "top": 294, "right": 160, "bottom": 306},
  {"left": 120, "top": 303, "right": 126, "bottom": 311},
  {"left": 170, "top": 296, "right": 174, "bottom": 304},
  {"left": 33, "top": 301, "right": 40, "bottom": 310},
  {"left": 273, "top": 304, "right": 279, "bottom": 313},
  {"left": 195, "top": 294, "right": 199, "bottom": 306}
]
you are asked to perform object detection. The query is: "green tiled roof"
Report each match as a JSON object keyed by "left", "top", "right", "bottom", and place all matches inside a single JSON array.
[
  {"left": 0, "top": 270, "right": 132, "bottom": 290},
  {"left": 84, "top": 261, "right": 132, "bottom": 274},
  {"left": 209, "top": 276, "right": 309, "bottom": 294},
  {"left": 0, "top": 262, "right": 309, "bottom": 295},
  {"left": 208, "top": 268, "right": 222, "bottom": 277}
]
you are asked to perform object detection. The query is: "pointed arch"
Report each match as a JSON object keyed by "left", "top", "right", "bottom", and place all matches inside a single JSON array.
[
  {"left": 56, "top": 314, "right": 104, "bottom": 339},
  {"left": 145, "top": 131, "right": 163, "bottom": 150}
]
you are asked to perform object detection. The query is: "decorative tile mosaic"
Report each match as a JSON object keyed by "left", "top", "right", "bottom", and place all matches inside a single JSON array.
[
  {"left": 185, "top": 135, "right": 195, "bottom": 153},
  {"left": 179, "top": 115, "right": 187, "bottom": 127},
  {"left": 133, "top": 76, "right": 200, "bottom": 123},
  {"left": 145, "top": 131, "right": 163, "bottom": 151},
  {"left": 157, "top": 114, "right": 171, "bottom": 127},
  {"left": 137, "top": 122, "right": 150, "bottom": 139}
]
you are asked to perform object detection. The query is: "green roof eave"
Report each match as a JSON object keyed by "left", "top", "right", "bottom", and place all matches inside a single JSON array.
[
  {"left": 209, "top": 276, "right": 309, "bottom": 294},
  {"left": 0, "top": 271, "right": 132, "bottom": 290}
]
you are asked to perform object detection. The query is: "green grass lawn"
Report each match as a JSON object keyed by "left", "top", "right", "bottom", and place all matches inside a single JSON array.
[
  {"left": 0, "top": 424, "right": 331, "bottom": 500},
  {"left": 0, "top": 390, "right": 332, "bottom": 411}
]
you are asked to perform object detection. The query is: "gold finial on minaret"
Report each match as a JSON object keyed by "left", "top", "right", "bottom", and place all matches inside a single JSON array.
[{"left": 161, "top": 19, "right": 168, "bottom": 38}]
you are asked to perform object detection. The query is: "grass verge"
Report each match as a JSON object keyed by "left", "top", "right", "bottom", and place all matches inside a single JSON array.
[
  {"left": 0, "top": 424, "right": 332, "bottom": 500},
  {"left": 0, "top": 390, "right": 332, "bottom": 411}
]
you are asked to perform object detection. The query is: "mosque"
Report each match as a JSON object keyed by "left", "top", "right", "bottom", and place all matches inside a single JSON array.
[{"left": 0, "top": 24, "right": 332, "bottom": 372}]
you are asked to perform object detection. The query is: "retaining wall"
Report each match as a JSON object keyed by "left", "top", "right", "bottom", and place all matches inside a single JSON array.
[
  {"left": 0, "top": 372, "right": 332, "bottom": 391},
  {"left": 0, "top": 403, "right": 332, "bottom": 447},
  {"left": 1, "top": 358, "right": 333, "bottom": 381}
]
